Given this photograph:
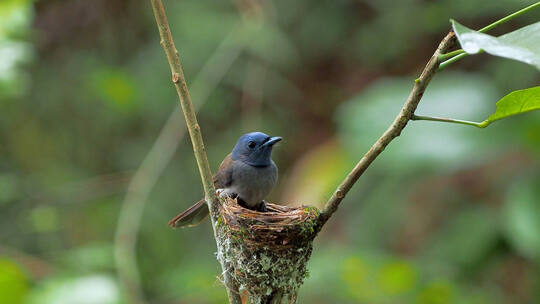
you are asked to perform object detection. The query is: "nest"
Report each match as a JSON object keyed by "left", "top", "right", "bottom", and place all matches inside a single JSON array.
[{"left": 216, "top": 197, "right": 321, "bottom": 301}]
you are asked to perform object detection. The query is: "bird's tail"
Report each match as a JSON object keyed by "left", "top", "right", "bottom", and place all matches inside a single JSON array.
[{"left": 168, "top": 199, "right": 209, "bottom": 228}]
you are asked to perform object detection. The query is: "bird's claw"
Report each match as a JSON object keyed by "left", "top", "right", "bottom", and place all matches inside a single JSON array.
[{"left": 258, "top": 200, "right": 268, "bottom": 212}]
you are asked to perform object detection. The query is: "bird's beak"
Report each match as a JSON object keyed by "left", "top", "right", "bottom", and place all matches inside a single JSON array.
[{"left": 262, "top": 136, "right": 282, "bottom": 147}]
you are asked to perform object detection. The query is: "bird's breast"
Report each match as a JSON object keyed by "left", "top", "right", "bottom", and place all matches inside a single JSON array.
[{"left": 223, "top": 160, "right": 277, "bottom": 207}]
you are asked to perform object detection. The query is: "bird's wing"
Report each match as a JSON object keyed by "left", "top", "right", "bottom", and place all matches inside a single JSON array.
[
  {"left": 213, "top": 153, "right": 234, "bottom": 188},
  {"left": 169, "top": 154, "right": 234, "bottom": 228}
]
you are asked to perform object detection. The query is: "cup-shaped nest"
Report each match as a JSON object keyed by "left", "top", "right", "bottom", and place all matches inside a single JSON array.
[{"left": 216, "top": 197, "right": 321, "bottom": 298}]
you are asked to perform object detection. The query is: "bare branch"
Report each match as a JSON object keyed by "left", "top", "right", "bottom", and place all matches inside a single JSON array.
[
  {"left": 149, "top": 0, "right": 216, "bottom": 207},
  {"left": 319, "top": 31, "right": 457, "bottom": 225},
  {"left": 148, "top": 1, "right": 241, "bottom": 303},
  {"left": 114, "top": 29, "right": 244, "bottom": 304}
]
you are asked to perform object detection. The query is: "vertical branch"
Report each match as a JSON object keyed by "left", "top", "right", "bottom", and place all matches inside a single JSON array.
[
  {"left": 150, "top": 0, "right": 216, "bottom": 206},
  {"left": 318, "top": 31, "right": 457, "bottom": 226},
  {"left": 148, "top": 1, "right": 241, "bottom": 303},
  {"left": 114, "top": 28, "right": 245, "bottom": 304}
]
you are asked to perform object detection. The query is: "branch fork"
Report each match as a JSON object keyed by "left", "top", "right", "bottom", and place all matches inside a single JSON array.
[
  {"left": 148, "top": 1, "right": 458, "bottom": 302},
  {"left": 319, "top": 31, "right": 456, "bottom": 225}
]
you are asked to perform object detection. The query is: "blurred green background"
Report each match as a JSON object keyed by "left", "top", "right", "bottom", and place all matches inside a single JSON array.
[{"left": 1, "top": 0, "right": 539, "bottom": 303}]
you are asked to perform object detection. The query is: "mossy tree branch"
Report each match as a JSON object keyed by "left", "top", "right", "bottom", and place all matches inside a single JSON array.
[
  {"left": 319, "top": 31, "right": 457, "bottom": 225},
  {"left": 149, "top": 1, "right": 241, "bottom": 303}
]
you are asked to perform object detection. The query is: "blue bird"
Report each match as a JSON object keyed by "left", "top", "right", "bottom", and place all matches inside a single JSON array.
[{"left": 169, "top": 132, "right": 281, "bottom": 228}]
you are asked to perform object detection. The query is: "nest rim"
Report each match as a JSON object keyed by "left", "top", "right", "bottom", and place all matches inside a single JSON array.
[
  {"left": 216, "top": 197, "right": 321, "bottom": 250},
  {"left": 218, "top": 197, "right": 320, "bottom": 228}
]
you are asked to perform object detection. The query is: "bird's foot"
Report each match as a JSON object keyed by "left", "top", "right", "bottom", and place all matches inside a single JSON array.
[
  {"left": 236, "top": 199, "right": 267, "bottom": 212},
  {"left": 257, "top": 200, "right": 268, "bottom": 212},
  {"left": 237, "top": 198, "right": 249, "bottom": 209}
]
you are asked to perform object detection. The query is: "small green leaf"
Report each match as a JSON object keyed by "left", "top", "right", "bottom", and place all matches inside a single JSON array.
[
  {"left": 482, "top": 86, "right": 540, "bottom": 127},
  {"left": 451, "top": 20, "right": 540, "bottom": 70},
  {"left": 412, "top": 87, "right": 540, "bottom": 128}
]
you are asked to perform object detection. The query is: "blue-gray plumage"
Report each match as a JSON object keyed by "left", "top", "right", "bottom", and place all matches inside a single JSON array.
[{"left": 169, "top": 132, "right": 281, "bottom": 228}]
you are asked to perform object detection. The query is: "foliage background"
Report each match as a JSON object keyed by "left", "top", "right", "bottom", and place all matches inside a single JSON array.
[{"left": 1, "top": 0, "right": 539, "bottom": 303}]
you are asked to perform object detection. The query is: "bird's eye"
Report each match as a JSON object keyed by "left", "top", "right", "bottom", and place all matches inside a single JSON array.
[{"left": 248, "top": 141, "right": 256, "bottom": 149}]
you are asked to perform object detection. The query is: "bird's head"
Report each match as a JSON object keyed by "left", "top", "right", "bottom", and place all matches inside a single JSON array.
[{"left": 232, "top": 132, "right": 282, "bottom": 167}]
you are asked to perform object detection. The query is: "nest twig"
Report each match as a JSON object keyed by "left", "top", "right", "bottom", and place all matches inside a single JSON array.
[{"left": 219, "top": 197, "right": 320, "bottom": 250}]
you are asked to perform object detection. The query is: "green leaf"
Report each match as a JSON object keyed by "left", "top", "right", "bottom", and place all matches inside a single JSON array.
[
  {"left": 480, "top": 86, "right": 540, "bottom": 127},
  {"left": 451, "top": 20, "right": 540, "bottom": 70},
  {"left": 413, "top": 86, "right": 540, "bottom": 128}
]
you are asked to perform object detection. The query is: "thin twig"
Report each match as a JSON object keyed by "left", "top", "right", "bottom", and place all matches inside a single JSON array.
[
  {"left": 438, "top": 49, "right": 465, "bottom": 61},
  {"left": 319, "top": 31, "right": 457, "bottom": 225},
  {"left": 439, "top": 52, "right": 468, "bottom": 70},
  {"left": 150, "top": 0, "right": 216, "bottom": 206},
  {"left": 411, "top": 114, "right": 487, "bottom": 128},
  {"left": 477, "top": 1, "right": 540, "bottom": 33},
  {"left": 149, "top": 1, "right": 241, "bottom": 303},
  {"left": 114, "top": 28, "right": 244, "bottom": 304}
]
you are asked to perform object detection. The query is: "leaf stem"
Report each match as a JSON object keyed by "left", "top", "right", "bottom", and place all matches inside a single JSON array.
[
  {"left": 411, "top": 114, "right": 489, "bottom": 128},
  {"left": 439, "top": 52, "right": 469, "bottom": 70},
  {"left": 439, "top": 1, "right": 540, "bottom": 69},
  {"left": 478, "top": 1, "right": 540, "bottom": 33},
  {"left": 438, "top": 49, "right": 465, "bottom": 61}
]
